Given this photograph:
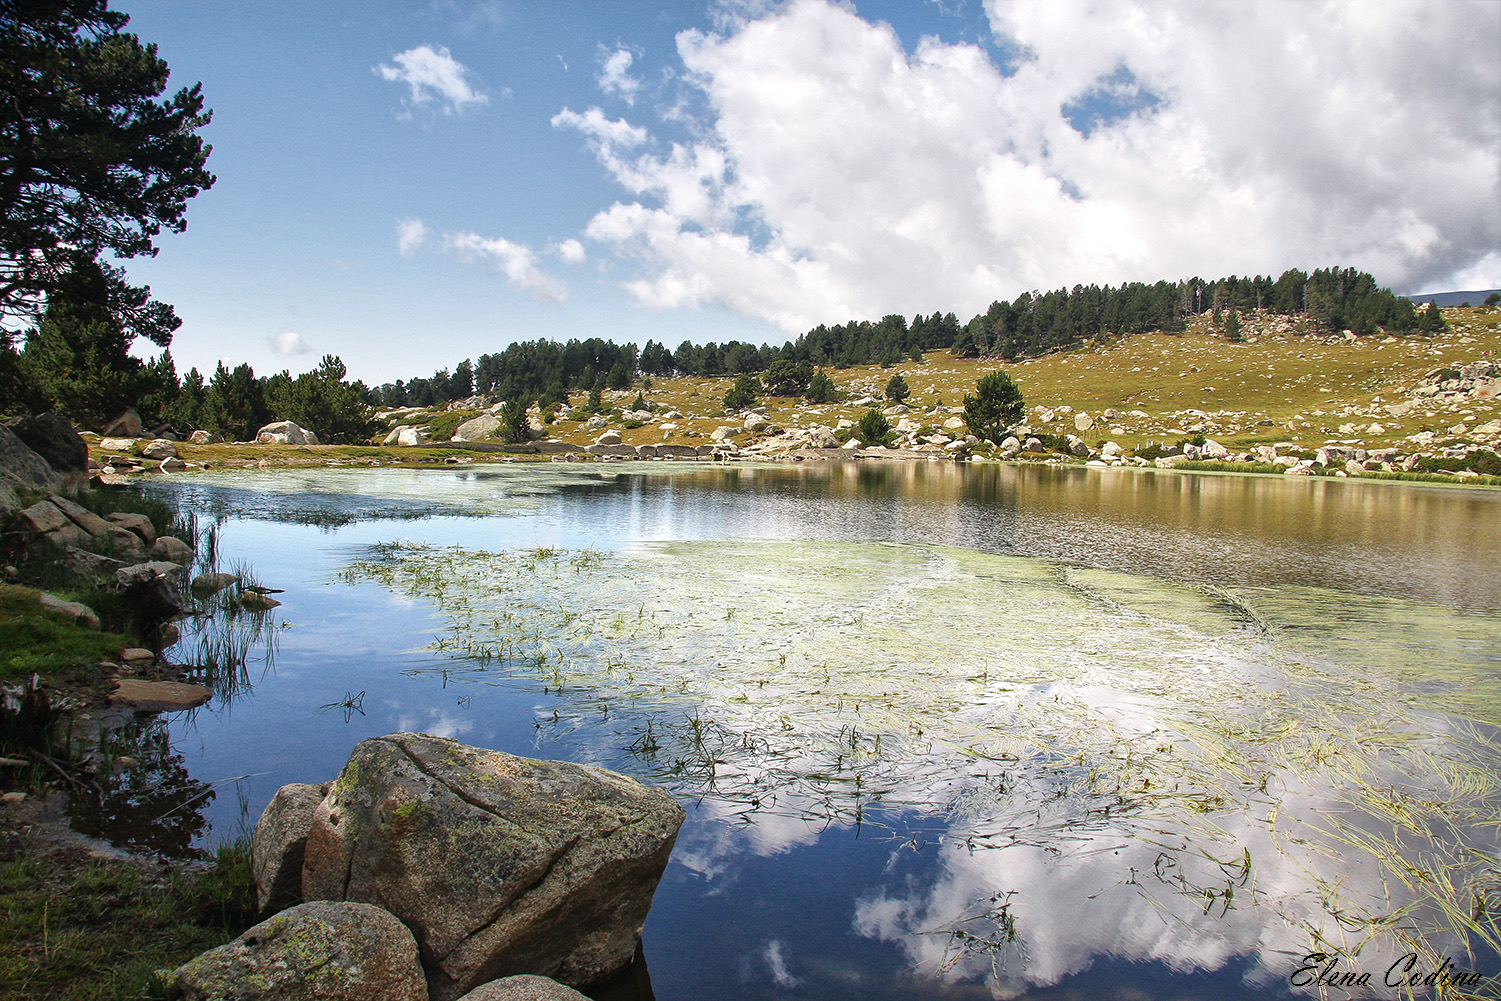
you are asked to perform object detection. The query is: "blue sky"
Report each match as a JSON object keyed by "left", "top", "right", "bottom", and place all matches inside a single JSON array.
[{"left": 119, "top": 0, "right": 1501, "bottom": 387}]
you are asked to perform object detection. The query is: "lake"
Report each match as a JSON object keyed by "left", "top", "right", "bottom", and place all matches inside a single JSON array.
[{"left": 118, "top": 461, "right": 1501, "bottom": 999}]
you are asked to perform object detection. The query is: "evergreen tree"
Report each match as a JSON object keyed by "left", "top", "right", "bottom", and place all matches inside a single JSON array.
[
  {"left": 885, "top": 372, "right": 910, "bottom": 403},
  {"left": 805, "top": 369, "right": 837, "bottom": 404},
  {"left": 963, "top": 371, "right": 1025, "bottom": 445},
  {"left": 723, "top": 373, "right": 762, "bottom": 410}
]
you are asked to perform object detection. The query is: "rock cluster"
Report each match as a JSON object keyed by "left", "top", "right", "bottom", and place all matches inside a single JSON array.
[{"left": 174, "top": 734, "right": 684, "bottom": 1001}]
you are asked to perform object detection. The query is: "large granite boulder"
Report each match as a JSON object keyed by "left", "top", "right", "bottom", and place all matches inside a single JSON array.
[
  {"left": 256, "top": 420, "right": 319, "bottom": 445},
  {"left": 452, "top": 415, "right": 501, "bottom": 442},
  {"left": 10, "top": 413, "right": 87, "bottom": 477},
  {"left": 301, "top": 734, "right": 684, "bottom": 1001},
  {"left": 0, "top": 424, "right": 59, "bottom": 516},
  {"left": 161, "top": 900, "right": 426, "bottom": 1001},
  {"left": 102, "top": 408, "right": 143, "bottom": 438}
]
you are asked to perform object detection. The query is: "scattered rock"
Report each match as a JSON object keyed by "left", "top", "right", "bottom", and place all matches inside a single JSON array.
[
  {"left": 110, "top": 678, "right": 210, "bottom": 712},
  {"left": 1074, "top": 413, "right": 1095, "bottom": 431},
  {"left": 140, "top": 438, "right": 179, "bottom": 460},
  {"left": 301, "top": 733, "right": 684, "bottom": 1001},
  {"left": 452, "top": 416, "right": 501, "bottom": 442},
  {"left": 161, "top": 901, "right": 426, "bottom": 1001},
  {"left": 64, "top": 547, "right": 127, "bottom": 582},
  {"left": 150, "top": 536, "right": 196, "bottom": 565},
  {"left": 241, "top": 590, "right": 282, "bottom": 612},
  {"left": 187, "top": 430, "right": 220, "bottom": 445},
  {"left": 38, "top": 592, "right": 100, "bottom": 629},
  {"left": 594, "top": 429, "right": 622, "bottom": 446},
  {"left": 191, "top": 572, "right": 239, "bottom": 597}
]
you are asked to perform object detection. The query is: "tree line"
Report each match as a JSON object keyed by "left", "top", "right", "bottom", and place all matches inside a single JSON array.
[{"left": 374, "top": 266, "right": 1444, "bottom": 409}]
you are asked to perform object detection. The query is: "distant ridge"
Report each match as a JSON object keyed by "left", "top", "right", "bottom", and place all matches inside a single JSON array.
[{"left": 1403, "top": 288, "right": 1500, "bottom": 307}]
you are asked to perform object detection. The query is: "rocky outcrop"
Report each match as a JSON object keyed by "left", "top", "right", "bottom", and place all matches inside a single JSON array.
[
  {"left": 0, "top": 424, "right": 60, "bottom": 516},
  {"left": 161, "top": 901, "right": 427, "bottom": 1001},
  {"left": 300, "top": 733, "right": 684, "bottom": 1001},
  {"left": 101, "top": 408, "right": 143, "bottom": 438}
]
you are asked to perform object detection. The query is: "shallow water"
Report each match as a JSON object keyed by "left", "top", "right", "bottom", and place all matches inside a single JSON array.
[{"left": 135, "top": 463, "right": 1501, "bottom": 999}]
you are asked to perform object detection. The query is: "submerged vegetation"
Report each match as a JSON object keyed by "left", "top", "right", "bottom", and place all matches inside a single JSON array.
[{"left": 339, "top": 538, "right": 1501, "bottom": 996}]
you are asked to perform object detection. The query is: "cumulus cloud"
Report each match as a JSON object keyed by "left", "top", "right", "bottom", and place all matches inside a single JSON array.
[
  {"left": 444, "top": 231, "right": 567, "bottom": 302},
  {"left": 268, "top": 330, "right": 311, "bottom": 356},
  {"left": 597, "top": 47, "right": 643, "bottom": 104},
  {"left": 553, "top": 238, "right": 587, "bottom": 264},
  {"left": 376, "top": 44, "right": 489, "bottom": 115},
  {"left": 396, "top": 217, "right": 429, "bottom": 256},
  {"left": 560, "top": 0, "right": 1499, "bottom": 332}
]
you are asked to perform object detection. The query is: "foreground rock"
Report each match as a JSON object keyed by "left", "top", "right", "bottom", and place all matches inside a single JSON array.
[
  {"left": 455, "top": 976, "right": 588, "bottom": 1001},
  {"left": 110, "top": 679, "right": 210, "bottom": 712},
  {"left": 300, "top": 733, "right": 684, "bottom": 1001},
  {"left": 252, "top": 782, "right": 330, "bottom": 918},
  {"left": 10, "top": 413, "right": 88, "bottom": 478},
  {"left": 161, "top": 900, "right": 426, "bottom": 1001}
]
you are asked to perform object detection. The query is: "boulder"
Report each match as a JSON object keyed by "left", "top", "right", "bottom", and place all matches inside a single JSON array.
[
  {"left": 150, "top": 536, "right": 196, "bottom": 565},
  {"left": 64, "top": 546, "right": 127, "bottom": 582},
  {"left": 116, "top": 560, "right": 186, "bottom": 589},
  {"left": 140, "top": 438, "right": 179, "bottom": 460},
  {"left": 0, "top": 424, "right": 60, "bottom": 501},
  {"left": 161, "top": 901, "right": 426, "bottom": 1001},
  {"left": 10, "top": 413, "right": 87, "bottom": 477},
  {"left": 253, "top": 782, "right": 332, "bottom": 918},
  {"left": 48, "top": 494, "right": 113, "bottom": 538},
  {"left": 38, "top": 592, "right": 100, "bottom": 629},
  {"left": 101, "top": 408, "right": 143, "bottom": 438},
  {"left": 105, "top": 524, "right": 149, "bottom": 562},
  {"left": 187, "top": 430, "right": 220, "bottom": 445},
  {"left": 98, "top": 436, "right": 137, "bottom": 452},
  {"left": 241, "top": 590, "right": 282, "bottom": 612},
  {"left": 1064, "top": 434, "right": 1090, "bottom": 457},
  {"left": 582, "top": 444, "right": 637, "bottom": 458},
  {"left": 14, "top": 499, "right": 70, "bottom": 535},
  {"left": 1200, "top": 439, "right": 1231, "bottom": 460},
  {"left": 301, "top": 734, "right": 684, "bottom": 1001},
  {"left": 455, "top": 976, "right": 589, "bottom": 1001},
  {"left": 1101, "top": 441, "right": 1123, "bottom": 459},
  {"left": 594, "top": 429, "right": 622, "bottom": 446},
  {"left": 191, "top": 572, "right": 239, "bottom": 597},
  {"left": 1074, "top": 412, "right": 1095, "bottom": 431},
  {"left": 256, "top": 420, "right": 319, "bottom": 446},
  {"left": 1024, "top": 436, "right": 1042, "bottom": 452},
  {"left": 393, "top": 426, "right": 430, "bottom": 447},
  {"left": 452, "top": 416, "right": 502, "bottom": 442},
  {"left": 652, "top": 444, "right": 700, "bottom": 459}
]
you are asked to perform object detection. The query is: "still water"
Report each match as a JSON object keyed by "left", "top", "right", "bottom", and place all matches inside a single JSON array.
[{"left": 133, "top": 462, "right": 1501, "bottom": 1000}]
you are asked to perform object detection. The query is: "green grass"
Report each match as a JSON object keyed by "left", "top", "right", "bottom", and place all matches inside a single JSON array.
[
  {"left": 0, "top": 838, "right": 255, "bottom": 1001},
  {"left": 0, "top": 585, "right": 132, "bottom": 682}
]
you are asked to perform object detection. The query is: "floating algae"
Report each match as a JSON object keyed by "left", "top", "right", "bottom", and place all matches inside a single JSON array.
[{"left": 340, "top": 538, "right": 1501, "bottom": 998}]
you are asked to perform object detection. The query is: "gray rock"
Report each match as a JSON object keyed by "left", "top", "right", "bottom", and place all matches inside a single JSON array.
[
  {"left": 455, "top": 976, "right": 589, "bottom": 1001},
  {"left": 191, "top": 572, "right": 239, "bottom": 597},
  {"left": 187, "top": 430, "right": 220, "bottom": 445},
  {"left": 101, "top": 408, "right": 143, "bottom": 438},
  {"left": 1074, "top": 412, "right": 1095, "bottom": 431},
  {"left": 652, "top": 444, "right": 701, "bottom": 458},
  {"left": 38, "top": 592, "right": 99, "bottom": 629},
  {"left": 253, "top": 782, "right": 332, "bottom": 918},
  {"left": 48, "top": 494, "right": 113, "bottom": 539},
  {"left": 0, "top": 425, "right": 60, "bottom": 499},
  {"left": 140, "top": 438, "right": 179, "bottom": 460},
  {"left": 301, "top": 733, "right": 684, "bottom": 1001},
  {"left": 452, "top": 416, "right": 501, "bottom": 442},
  {"left": 110, "top": 678, "right": 210, "bottom": 712},
  {"left": 10, "top": 413, "right": 87, "bottom": 476},
  {"left": 1101, "top": 441, "right": 1123, "bottom": 459},
  {"left": 116, "top": 560, "right": 186, "bottom": 589},
  {"left": 150, "top": 536, "right": 196, "bottom": 565},
  {"left": 256, "top": 420, "right": 319, "bottom": 445},
  {"left": 594, "top": 429, "right": 622, "bottom": 446},
  {"left": 64, "top": 546, "right": 127, "bottom": 582},
  {"left": 1200, "top": 439, "right": 1231, "bottom": 460},
  {"left": 1024, "top": 436, "right": 1042, "bottom": 452},
  {"left": 162, "top": 900, "right": 426, "bottom": 1001},
  {"left": 1065, "top": 434, "right": 1090, "bottom": 457},
  {"left": 241, "top": 590, "right": 282, "bottom": 612},
  {"left": 583, "top": 444, "right": 638, "bottom": 457}
]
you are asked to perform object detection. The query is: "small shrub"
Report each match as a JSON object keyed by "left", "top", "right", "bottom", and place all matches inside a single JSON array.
[{"left": 858, "top": 409, "right": 892, "bottom": 444}]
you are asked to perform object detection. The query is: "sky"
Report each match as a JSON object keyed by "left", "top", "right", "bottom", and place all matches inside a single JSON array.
[{"left": 117, "top": 0, "right": 1501, "bottom": 387}]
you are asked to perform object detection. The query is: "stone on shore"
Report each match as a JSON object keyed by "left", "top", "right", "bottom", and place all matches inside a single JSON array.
[
  {"left": 256, "top": 420, "right": 319, "bottom": 445},
  {"left": 252, "top": 782, "right": 332, "bottom": 918},
  {"left": 39, "top": 592, "right": 100, "bottom": 629},
  {"left": 150, "top": 536, "right": 196, "bottom": 565},
  {"left": 10, "top": 413, "right": 88, "bottom": 476},
  {"left": 161, "top": 900, "right": 427, "bottom": 1001},
  {"left": 452, "top": 416, "right": 501, "bottom": 442},
  {"left": 110, "top": 678, "right": 210, "bottom": 712},
  {"left": 301, "top": 733, "right": 684, "bottom": 1001}
]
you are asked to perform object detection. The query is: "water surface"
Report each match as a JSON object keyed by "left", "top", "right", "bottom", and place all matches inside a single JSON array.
[{"left": 138, "top": 463, "right": 1501, "bottom": 1000}]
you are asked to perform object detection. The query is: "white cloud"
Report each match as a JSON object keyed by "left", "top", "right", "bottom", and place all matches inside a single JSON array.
[
  {"left": 597, "top": 47, "right": 642, "bottom": 104},
  {"left": 396, "top": 217, "right": 429, "bottom": 256},
  {"left": 553, "top": 238, "right": 587, "bottom": 264},
  {"left": 560, "top": 0, "right": 1500, "bottom": 332},
  {"left": 268, "top": 330, "right": 311, "bottom": 356},
  {"left": 444, "top": 231, "right": 567, "bottom": 302},
  {"left": 376, "top": 44, "right": 489, "bottom": 115}
]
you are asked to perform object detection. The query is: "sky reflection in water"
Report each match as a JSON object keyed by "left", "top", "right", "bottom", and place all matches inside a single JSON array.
[{"left": 143, "top": 464, "right": 1501, "bottom": 1000}]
